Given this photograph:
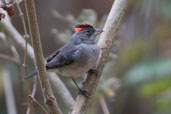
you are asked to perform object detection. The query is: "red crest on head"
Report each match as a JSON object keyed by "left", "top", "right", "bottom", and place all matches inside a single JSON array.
[{"left": 75, "top": 24, "right": 94, "bottom": 32}]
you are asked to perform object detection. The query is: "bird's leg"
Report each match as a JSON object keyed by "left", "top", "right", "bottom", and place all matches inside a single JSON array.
[
  {"left": 88, "top": 68, "right": 98, "bottom": 75},
  {"left": 72, "top": 78, "right": 90, "bottom": 98}
]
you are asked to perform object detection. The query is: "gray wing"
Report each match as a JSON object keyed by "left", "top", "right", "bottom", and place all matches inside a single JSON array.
[
  {"left": 46, "top": 49, "right": 60, "bottom": 62},
  {"left": 46, "top": 49, "right": 77, "bottom": 70}
]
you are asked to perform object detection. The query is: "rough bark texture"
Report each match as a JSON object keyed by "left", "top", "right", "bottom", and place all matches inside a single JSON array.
[
  {"left": 71, "top": 0, "right": 129, "bottom": 114},
  {"left": 25, "top": 0, "right": 62, "bottom": 114}
]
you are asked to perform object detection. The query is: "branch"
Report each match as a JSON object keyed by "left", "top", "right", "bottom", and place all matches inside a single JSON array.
[
  {"left": 0, "top": 53, "right": 18, "bottom": 63},
  {"left": 15, "top": 0, "right": 33, "bottom": 113},
  {"left": 2, "top": 69, "right": 17, "bottom": 114},
  {"left": 29, "top": 95, "right": 48, "bottom": 114},
  {"left": 24, "top": 0, "right": 62, "bottom": 113},
  {"left": 1, "top": 5, "right": 75, "bottom": 109},
  {"left": 71, "top": 0, "right": 129, "bottom": 114}
]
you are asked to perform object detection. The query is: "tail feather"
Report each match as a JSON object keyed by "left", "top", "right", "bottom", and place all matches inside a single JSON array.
[{"left": 24, "top": 71, "right": 38, "bottom": 79}]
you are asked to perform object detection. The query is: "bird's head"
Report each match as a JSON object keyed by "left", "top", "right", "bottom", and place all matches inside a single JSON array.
[{"left": 71, "top": 24, "right": 103, "bottom": 44}]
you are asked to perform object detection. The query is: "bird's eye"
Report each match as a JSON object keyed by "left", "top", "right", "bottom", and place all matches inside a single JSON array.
[{"left": 86, "top": 30, "right": 91, "bottom": 34}]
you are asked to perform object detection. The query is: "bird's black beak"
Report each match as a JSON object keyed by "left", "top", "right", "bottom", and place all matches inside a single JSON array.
[{"left": 95, "top": 29, "right": 103, "bottom": 35}]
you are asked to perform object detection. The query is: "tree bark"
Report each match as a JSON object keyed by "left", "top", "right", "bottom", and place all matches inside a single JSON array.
[
  {"left": 71, "top": 0, "right": 129, "bottom": 114},
  {"left": 25, "top": 0, "right": 62, "bottom": 113}
]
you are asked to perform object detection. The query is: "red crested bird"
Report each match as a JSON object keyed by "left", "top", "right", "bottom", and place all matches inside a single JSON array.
[{"left": 25, "top": 24, "right": 103, "bottom": 97}]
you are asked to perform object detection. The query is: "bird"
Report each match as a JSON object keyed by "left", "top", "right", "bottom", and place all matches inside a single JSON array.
[{"left": 25, "top": 24, "right": 103, "bottom": 97}]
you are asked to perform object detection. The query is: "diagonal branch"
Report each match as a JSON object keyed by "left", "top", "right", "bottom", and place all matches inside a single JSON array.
[
  {"left": 24, "top": 0, "right": 62, "bottom": 113},
  {"left": 0, "top": 53, "right": 18, "bottom": 63},
  {"left": 71, "top": 0, "right": 129, "bottom": 114},
  {"left": 29, "top": 95, "right": 48, "bottom": 114}
]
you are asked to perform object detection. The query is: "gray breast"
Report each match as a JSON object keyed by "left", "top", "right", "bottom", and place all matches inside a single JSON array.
[{"left": 56, "top": 43, "right": 99, "bottom": 78}]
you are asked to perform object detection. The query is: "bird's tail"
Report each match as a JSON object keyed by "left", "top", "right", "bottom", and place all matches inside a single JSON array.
[{"left": 24, "top": 70, "right": 38, "bottom": 79}]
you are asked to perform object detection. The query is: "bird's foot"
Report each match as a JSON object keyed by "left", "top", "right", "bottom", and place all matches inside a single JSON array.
[
  {"left": 88, "top": 69, "right": 98, "bottom": 75},
  {"left": 77, "top": 89, "right": 90, "bottom": 98}
]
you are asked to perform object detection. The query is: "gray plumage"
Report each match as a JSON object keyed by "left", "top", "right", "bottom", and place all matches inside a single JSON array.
[{"left": 25, "top": 24, "right": 102, "bottom": 79}]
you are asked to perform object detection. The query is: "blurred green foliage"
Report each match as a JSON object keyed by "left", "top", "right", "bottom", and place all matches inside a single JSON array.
[
  {"left": 124, "top": 58, "right": 171, "bottom": 84},
  {"left": 157, "top": 0, "right": 171, "bottom": 19}
]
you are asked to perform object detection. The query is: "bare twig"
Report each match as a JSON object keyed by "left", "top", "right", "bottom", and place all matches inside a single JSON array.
[
  {"left": 15, "top": 0, "right": 33, "bottom": 113},
  {"left": 29, "top": 95, "right": 48, "bottom": 114},
  {"left": 71, "top": 0, "right": 129, "bottom": 114},
  {"left": 15, "top": 0, "right": 29, "bottom": 74},
  {"left": 2, "top": 69, "right": 17, "bottom": 114},
  {"left": 0, "top": 53, "right": 18, "bottom": 63},
  {"left": 1, "top": 8, "right": 75, "bottom": 109},
  {"left": 99, "top": 94, "right": 110, "bottom": 114},
  {"left": 24, "top": 0, "right": 62, "bottom": 113},
  {"left": 15, "top": 0, "right": 29, "bottom": 71}
]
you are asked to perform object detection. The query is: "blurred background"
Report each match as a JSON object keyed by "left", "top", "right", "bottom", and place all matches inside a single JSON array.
[{"left": 0, "top": 0, "right": 171, "bottom": 114}]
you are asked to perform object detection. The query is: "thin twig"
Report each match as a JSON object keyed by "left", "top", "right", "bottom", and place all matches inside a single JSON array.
[
  {"left": 29, "top": 95, "right": 48, "bottom": 114},
  {"left": 29, "top": 79, "right": 47, "bottom": 114},
  {"left": 15, "top": 0, "right": 33, "bottom": 113},
  {"left": 24, "top": 0, "right": 62, "bottom": 113},
  {"left": 71, "top": 0, "right": 129, "bottom": 114},
  {"left": 99, "top": 94, "right": 110, "bottom": 114},
  {"left": 0, "top": 53, "right": 18, "bottom": 63},
  {"left": 15, "top": 0, "right": 29, "bottom": 74}
]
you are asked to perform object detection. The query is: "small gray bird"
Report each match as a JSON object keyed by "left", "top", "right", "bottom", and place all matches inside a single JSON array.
[{"left": 25, "top": 24, "right": 103, "bottom": 97}]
